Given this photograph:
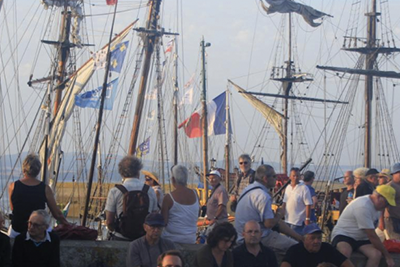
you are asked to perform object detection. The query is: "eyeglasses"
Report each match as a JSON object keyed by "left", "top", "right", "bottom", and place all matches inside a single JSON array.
[
  {"left": 239, "top": 162, "right": 248, "bottom": 165},
  {"left": 28, "top": 221, "right": 45, "bottom": 228},
  {"left": 145, "top": 177, "right": 152, "bottom": 181}
]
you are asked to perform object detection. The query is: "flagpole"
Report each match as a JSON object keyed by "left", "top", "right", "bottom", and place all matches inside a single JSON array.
[
  {"left": 82, "top": 1, "right": 119, "bottom": 227},
  {"left": 201, "top": 37, "right": 211, "bottom": 204}
]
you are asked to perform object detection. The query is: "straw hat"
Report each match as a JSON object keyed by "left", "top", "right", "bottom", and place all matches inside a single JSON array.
[
  {"left": 142, "top": 170, "right": 160, "bottom": 185},
  {"left": 379, "top": 168, "right": 392, "bottom": 181}
]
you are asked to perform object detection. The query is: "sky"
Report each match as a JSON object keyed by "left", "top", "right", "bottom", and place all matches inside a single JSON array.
[{"left": 1, "top": 0, "right": 400, "bottom": 178}]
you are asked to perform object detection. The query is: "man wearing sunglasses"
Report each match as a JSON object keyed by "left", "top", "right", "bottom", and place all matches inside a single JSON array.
[{"left": 229, "top": 154, "right": 255, "bottom": 211}]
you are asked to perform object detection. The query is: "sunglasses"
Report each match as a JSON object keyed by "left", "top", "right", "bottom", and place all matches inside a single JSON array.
[
  {"left": 145, "top": 177, "right": 153, "bottom": 181},
  {"left": 239, "top": 162, "right": 248, "bottom": 165}
]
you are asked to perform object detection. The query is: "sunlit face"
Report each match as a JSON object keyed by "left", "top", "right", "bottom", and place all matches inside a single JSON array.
[
  {"left": 144, "top": 224, "right": 163, "bottom": 240},
  {"left": 27, "top": 213, "right": 47, "bottom": 240},
  {"left": 392, "top": 172, "right": 400, "bottom": 184},
  {"left": 243, "top": 221, "right": 262, "bottom": 245},
  {"left": 290, "top": 170, "right": 300, "bottom": 184},
  {"left": 208, "top": 174, "right": 221, "bottom": 188},
  {"left": 368, "top": 175, "right": 379, "bottom": 186},
  {"left": 217, "top": 236, "right": 235, "bottom": 252},
  {"left": 354, "top": 177, "right": 363, "bottom": 187},
  {"left": 378, "top": 176, "right": 388, "bottom": 185},
  {"left": 343, "top": 171, "right": 354, "bottom": 186},
  {"left": 161, "top": 255, "right": 182, "bottom": 267},
  {"left": 145, "top": 176, "right": 154, "bottom": 186},
  {"left": 303, "top": 232, "right": 322, "bottom": 253},
  {"left": 239, "top": 157, "right": 251, "bottom": 173}
]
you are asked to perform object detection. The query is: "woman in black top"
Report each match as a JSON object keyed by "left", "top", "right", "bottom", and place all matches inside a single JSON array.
[
  {"left": 194, "top": 222, "right": 237, "bottom": 267},
  {"left": 8, "top": 154, "right": 68, "bottom": 237}
]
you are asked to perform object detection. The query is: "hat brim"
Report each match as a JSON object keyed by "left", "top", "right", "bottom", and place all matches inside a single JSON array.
[{"left": 142, "top": 170, "right": 160, "bottom": 184}]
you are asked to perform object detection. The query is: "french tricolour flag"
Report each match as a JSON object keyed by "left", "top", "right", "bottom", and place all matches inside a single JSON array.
[{"left": 178, "top": 92, "right": 231, "bottom": 138}]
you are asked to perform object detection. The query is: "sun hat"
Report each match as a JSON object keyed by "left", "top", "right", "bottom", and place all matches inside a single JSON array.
[
  {"left": 206, "top": 170, "right": 221, "bottom": 178},
  {"left": 376, "top": 185, "right": 396, "bottom": 206}
]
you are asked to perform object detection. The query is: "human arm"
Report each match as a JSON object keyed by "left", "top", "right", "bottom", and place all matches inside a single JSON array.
[
  {"left": 8, "top": 182, "right": 14, "bottom": 211},
  {"left": 105, "top": 211, "right": 116, "bottom": 231},
  {"left": 161, "top": 193, "right": 173, "bottom": 225},
  {"left": 277, "top": 220, "right": 303, "bottom": 242},
  {"left": 126, "top": 241, "right": 143, "bottom": 267},
  {"left": 364, "top": 228, "right": 394, "bottom": 267},
  {"left": 378, "top": 211, "right": 385, "bottom": 231},
  {"left": 264, "top": 207, "right": 284, "bottom": 229},
  {"left": 209, "top": 204, "right": 225, "bottom": 226},
  {"left": 340, "top": 259, "right": 355, "bottom": 267},
  {"left": 45, "top": 185, "right": 69, "bottom": 225},
  {"left": 305, "top": 205, "right": 311, "bottom": 225}
]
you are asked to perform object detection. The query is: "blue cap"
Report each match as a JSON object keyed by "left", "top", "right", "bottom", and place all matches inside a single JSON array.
[
  {"left": 302, "top": 223, "right": 322, "bottom": 235},
  {"left": 144, "top": 213, "right": 165, "bottom": 226}
]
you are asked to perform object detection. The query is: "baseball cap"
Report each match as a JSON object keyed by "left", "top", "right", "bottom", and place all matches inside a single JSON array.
[
  {"left": 391, "top": 163, "right": 400, "bottom": 175},
  {"left": 302, "top": 223, "right": 322, "bottom": 235},
  {"left": 365, "top": 168, "right": 379, "bottom": 176},
  {"left": 206, "top": 170, "right": 221, "bottom": 178},
  {"left": 376, "top": 185, "right": 396, "bottom": 206},
  {"left": 144, "top": 213, "right": 165, "bottom": 226}
]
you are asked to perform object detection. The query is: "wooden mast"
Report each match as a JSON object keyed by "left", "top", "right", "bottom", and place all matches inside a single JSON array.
[
  {"left": 128, "top": 0, "right": 162, "bottom": 155},
  {"left": 364, "top": 0, "right": 378, "bottom": 168},
  {"left": 201, "top": 37, "right": 211, "bottom": 203},
  {"left": 173, "top": 38, "right": 179, "bottom": 166},
  {"left": 53, "top": 7, "right": 72, "bottom": 116}
]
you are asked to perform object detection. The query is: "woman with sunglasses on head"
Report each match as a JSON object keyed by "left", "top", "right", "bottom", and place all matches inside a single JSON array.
[
  {"left": 144, "top": 171, "right": 164, "bottom": 209},
  {"left": 194, "top": 222, "right": 237, "bottom": 267}
]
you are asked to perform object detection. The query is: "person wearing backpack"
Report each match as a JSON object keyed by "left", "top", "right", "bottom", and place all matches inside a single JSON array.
[{"left": 105, "top": 156, "right": 158, "bottom": 241}]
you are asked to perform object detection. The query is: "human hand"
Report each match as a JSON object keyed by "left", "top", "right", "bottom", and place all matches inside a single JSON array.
[{"left": 386, "top": 256, "right": 395, "bottom": 267}]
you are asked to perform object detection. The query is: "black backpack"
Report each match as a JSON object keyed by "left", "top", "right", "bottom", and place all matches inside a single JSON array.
[{"left": 115, "top": 184, "right": 150, "bottom": 240}]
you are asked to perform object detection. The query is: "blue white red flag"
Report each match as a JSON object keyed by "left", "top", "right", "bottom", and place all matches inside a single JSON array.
[
  {"left": 178, "top": 92, "right": 231, "bottom": 138},
  {"left": 75, "top": 78, "right": 119, "bottom": 110}
]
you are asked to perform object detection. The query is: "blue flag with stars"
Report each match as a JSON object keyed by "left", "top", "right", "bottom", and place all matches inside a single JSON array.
[
  {"left": 75, "top": 78, "right": 119, "bottom": 110},
  {"left": 110, "top": 41, "right": 129, "bottom": 73}
]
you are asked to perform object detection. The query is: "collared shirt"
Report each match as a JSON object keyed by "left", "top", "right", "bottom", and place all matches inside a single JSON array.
[
  {"left": 283, "top": 182, "right": 313, "bottom": 226},
  {"left": 233, "top": 242, "right": 278, "bottom": 267},
  {"left": 26, "top": 231, "right": 52, "bottom": 243},
  {"left": 235, "top": 181, "right": 274, "bottom": 242},
  {"left": 126, "top": 236, "right": 176, "bottom": 267},
  {"left": 105, "top": 177, "right": 158, "bottom": 216},
  {"left": 233, "top": 169, "right": 256, "bottom": 197},
  {"left": 206, "top": 183, "right": 228, "bottom": 220}
]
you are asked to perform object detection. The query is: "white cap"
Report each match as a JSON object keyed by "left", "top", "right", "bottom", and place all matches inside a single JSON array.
[{"left": 207, "top": 170, "right": 221, "bottom": 177}]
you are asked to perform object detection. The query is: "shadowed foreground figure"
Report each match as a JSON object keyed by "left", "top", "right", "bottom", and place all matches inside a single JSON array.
[
  {"left": 157, "top": 250, "right": 185, "bottom": 267},
  {"left": 12, "top": 209, "right": 60, "bottom": 267},
  {"left": 281, "top": 223, "right": 353, "bottom": 267}
]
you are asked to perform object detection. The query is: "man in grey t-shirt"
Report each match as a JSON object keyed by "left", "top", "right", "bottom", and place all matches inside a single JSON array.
[{"left": 126, "top": 213, "right": 176, "bottom": 267}]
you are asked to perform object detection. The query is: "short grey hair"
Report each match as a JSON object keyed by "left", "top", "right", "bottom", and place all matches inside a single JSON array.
[
  {"left": 23, "top": 154, "right": 42, "bottom": 177},
  {"left": 255, "top": 164, "right": 274, "bottom": 183},
  {"left": 238, "top": 154, "right": 251, "bottom": 162},
  {"left": 171, "top": 165, "right": 188, "bottom": 186},
  {"left": 118, "top": 156, "right": 143, "bottom": 178},
  {"left": 31, "top": 209, "right": 51, "bottom": 227}
]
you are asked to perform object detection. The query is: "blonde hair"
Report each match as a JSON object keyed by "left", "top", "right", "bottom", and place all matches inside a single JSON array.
[{"left": 353, "top": 167, "right": 369, "bottom": 180}]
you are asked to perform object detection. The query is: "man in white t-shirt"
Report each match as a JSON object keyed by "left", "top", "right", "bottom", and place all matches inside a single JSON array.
[
  {"left": 105, "top": 156, "right": 158, "bottom": 241},
  {"left": 331, "top": 185, "right": 396, "bottom": 267},
  {"left": 281, "top": 167, "right": 313, "bottom": 235}
]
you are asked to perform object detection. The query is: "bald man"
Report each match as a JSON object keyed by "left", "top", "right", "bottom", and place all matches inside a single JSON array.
[{"left": 233, "top": 220, "right": 278, "bottom": 267}]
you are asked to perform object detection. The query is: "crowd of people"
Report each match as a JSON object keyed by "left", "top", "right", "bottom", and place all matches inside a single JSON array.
[{"left": 1, "top": 153, "right": 400, "bottom": 267}]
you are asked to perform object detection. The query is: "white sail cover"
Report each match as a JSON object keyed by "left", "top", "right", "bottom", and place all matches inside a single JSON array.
[
  {"left": 261, "top": 0, "right": 331, "bottom": 27},
  {"left": 229, "top": 80, "right": 284, "bottom": 140},
  {"left": 41, "top": 22, "right": 135, "bottom": 188}
]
